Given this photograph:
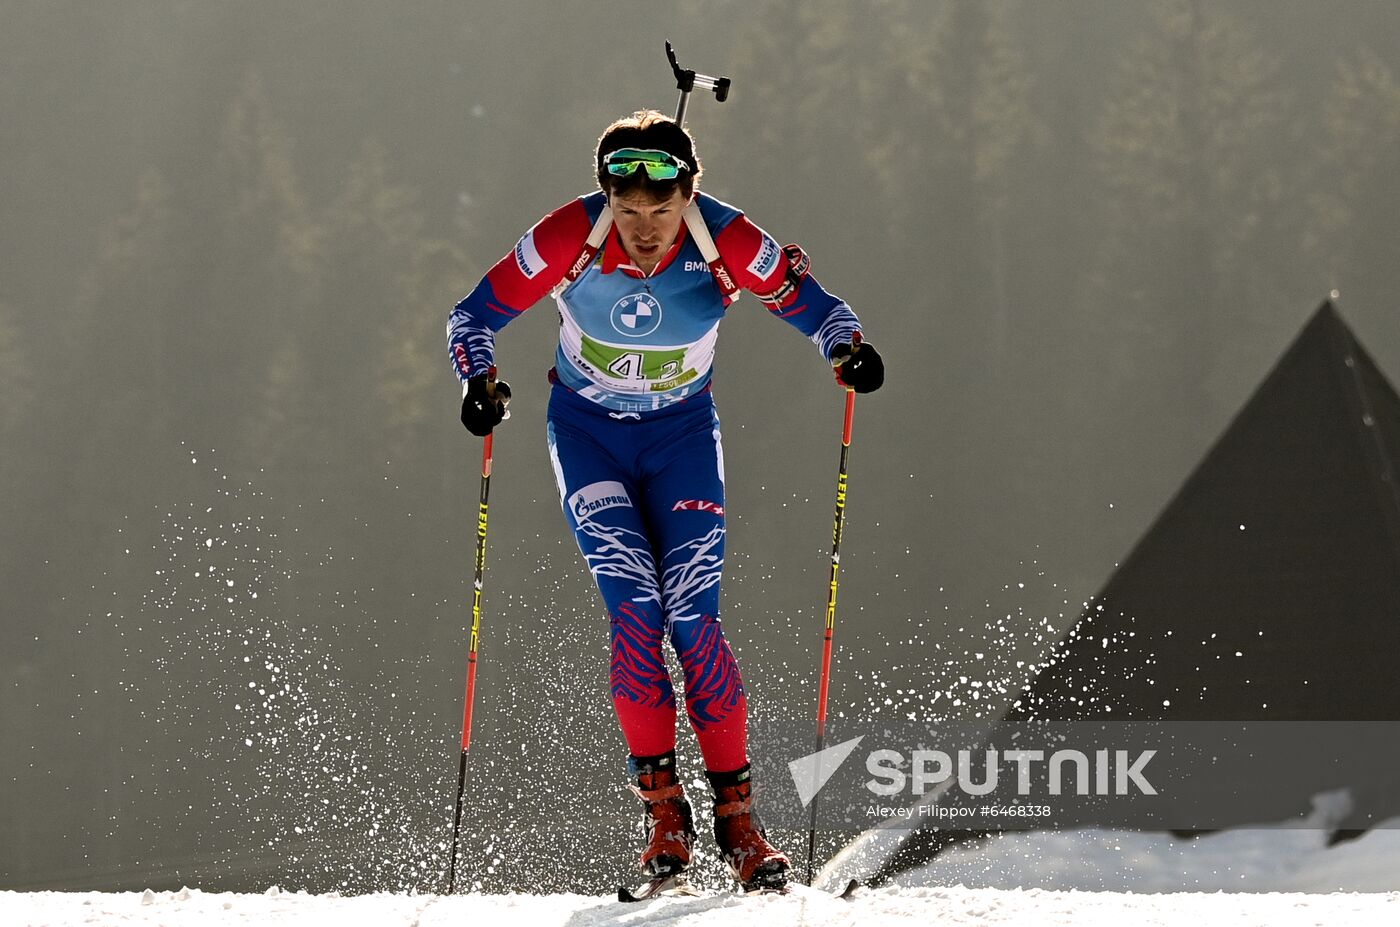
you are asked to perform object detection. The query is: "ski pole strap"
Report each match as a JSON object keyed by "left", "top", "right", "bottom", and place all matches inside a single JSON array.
[{"left": 682, "top": 203, "right": 739, "bottom": 301}]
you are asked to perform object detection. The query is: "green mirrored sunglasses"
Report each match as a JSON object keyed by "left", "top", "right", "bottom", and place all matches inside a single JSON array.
[{"left": 604, "top": 148, "right": 691, "bottom": 181}]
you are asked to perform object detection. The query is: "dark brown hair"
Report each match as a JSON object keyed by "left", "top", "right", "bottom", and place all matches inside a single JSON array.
[{"left": 595, "top": 109, "right": 702, "bottom": 200}]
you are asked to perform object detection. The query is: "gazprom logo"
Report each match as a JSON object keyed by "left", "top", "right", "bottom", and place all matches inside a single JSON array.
[
  {"left": 610, "top": 293, "right": 663, "bottom": 338},
  {"left": 514, "top": 228, "right": 547, "bottom": 279},
  {"left": 569, "top": 481, "right": 632, "bottom": 522}
]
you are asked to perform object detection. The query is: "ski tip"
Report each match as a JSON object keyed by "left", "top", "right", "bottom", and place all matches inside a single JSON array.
[{"left": 837, "top": 878, "right": 862, "bottom": 899}]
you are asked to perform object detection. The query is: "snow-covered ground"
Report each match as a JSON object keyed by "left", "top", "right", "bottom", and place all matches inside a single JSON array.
[
  {"left": 892, "top": 823, "right": 1400, "bottom": 894},
  {"left": 4, "top": 883, "right": 1398, "bottom": 927},
  {"left": 9, "top": 817, "right": 1400, "bottom": 925},
  {"left": 822, "top": 800, "right": 1400, "bottom": 894}
]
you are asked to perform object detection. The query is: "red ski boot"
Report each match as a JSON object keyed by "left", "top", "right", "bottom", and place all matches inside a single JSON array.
[
  {"left": 707, "top": 765, "right": 791, "bottom": 891},
  {"left": 628, "top": 752, "right": 695, "bottom": 877}
]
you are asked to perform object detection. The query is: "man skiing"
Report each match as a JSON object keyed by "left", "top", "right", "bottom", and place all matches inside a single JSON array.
[{"left": 447, "top": 110, "right": 884, "bottom": 891}]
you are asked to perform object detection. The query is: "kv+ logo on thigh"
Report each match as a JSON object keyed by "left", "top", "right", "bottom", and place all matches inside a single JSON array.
[{"left": 610, "top": 293, "right": 663, "bottom": 338}]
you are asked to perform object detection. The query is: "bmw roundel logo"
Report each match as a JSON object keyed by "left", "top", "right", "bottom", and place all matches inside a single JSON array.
[{"left": 610, "top": 293, "right": 663, "bottom": 338}]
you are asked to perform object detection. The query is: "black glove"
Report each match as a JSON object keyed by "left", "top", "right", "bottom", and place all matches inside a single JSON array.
[
  {"left": 460, "top": 374, "right": 512, "bottom": 437},
  {"left": 831, "top": 338, "right": 884, "bottom": 393}
]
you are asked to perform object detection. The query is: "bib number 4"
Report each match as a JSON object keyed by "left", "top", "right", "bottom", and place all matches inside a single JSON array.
[
  {"left": 582, "top": 334, "right": 692, "bottom": 390},
  {"left": 606, "top": 352, "right": 682, "bottom": 382},
  {"left": 607, "top": 352, "right": 644, "bottom": 380}
]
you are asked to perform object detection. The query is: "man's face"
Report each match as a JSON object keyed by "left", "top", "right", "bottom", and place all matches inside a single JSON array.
[{"left": 609, "top": 185, "right": 689, "bottom": 275}]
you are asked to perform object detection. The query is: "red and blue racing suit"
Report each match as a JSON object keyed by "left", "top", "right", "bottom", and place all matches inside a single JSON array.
[{"left": 448, "top": 191, "right": 863, "bottom": 772}]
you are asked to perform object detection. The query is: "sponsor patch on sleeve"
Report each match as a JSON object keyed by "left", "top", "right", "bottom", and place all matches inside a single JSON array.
[
  {"left": 747, "top": 232, "right": 782, "bottom": 280},
  {"left": 514, "top": 227, "right": 548, "bottom": 279}
]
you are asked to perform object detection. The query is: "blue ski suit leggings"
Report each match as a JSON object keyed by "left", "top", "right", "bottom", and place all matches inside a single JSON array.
[{"left": 546, "top": 382, "right": 748, "bottom": 772}]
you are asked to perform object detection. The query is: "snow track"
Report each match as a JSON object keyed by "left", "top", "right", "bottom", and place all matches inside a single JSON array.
[{"left": 4, "top": 884, "right": 1398, "bottom": 927}]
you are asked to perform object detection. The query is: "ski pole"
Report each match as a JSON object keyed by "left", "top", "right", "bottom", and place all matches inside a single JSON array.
[
  {"left": 806, "top": 336, "right": 861, "bottom": 886},
  {"left": 447, "top": 371, "right": 498, "bottom": 895}
]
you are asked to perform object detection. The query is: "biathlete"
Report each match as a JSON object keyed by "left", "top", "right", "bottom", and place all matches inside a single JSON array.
[{"left": 447, "top": 110, "right": 884, "bottom": 891}]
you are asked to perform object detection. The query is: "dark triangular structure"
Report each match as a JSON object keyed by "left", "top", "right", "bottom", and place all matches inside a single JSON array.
[
  {"left": 866, "top": 302, "right": 1400, "bottom": 882},
  {"left": 1015, "top": 300, "right": 1400, "bottom": 722}
]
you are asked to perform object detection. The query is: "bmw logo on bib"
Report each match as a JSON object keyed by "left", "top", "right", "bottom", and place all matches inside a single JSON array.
[{"left": 610, "top": 293, "right": 663, "bottom": 338}]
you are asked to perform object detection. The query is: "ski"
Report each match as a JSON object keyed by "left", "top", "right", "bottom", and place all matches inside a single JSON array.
[
  {"left": 617, "top": 873, "right": 705, "bottom": 903},
  {"left": 616, "top": 876, "right": 861, "bottom": 903},
  {"left": 748, "top": 878, "right": 860, "bottom": 899},
  {"left": 742, "top": 884, "right": 790, "bottom": 897}
]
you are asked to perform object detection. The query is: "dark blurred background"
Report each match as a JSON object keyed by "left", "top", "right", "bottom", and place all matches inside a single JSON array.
[{"left": 3, "top": 0, "right": 1398, "bottom": 895}]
